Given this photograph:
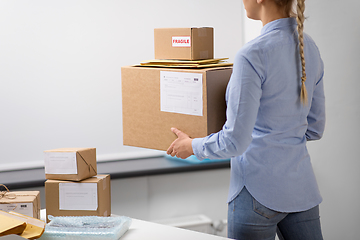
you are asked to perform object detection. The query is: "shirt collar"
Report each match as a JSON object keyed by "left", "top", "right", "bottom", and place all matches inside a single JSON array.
[{"left": 260, "top": 17, "right": 297, "bottom": 35}]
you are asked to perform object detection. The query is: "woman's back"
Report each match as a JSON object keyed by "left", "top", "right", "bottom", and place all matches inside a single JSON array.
[{"left": 227, "top": 17, "right": 326, "bottom": 212}]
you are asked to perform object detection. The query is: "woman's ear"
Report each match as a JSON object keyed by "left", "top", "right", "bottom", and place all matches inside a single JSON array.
[{"left": 257, "top": 0, "right": 264, "bottom": 4}]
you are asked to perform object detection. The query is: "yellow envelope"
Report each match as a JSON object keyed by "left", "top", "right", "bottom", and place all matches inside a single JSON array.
[
  {"left": 0, "top": 210, "right": 26, "bottom": 236},
  {"left": 9, "top": 211, "right": 45, "bottom": 240},
  {"left": 138, "top": 58, "right": 233, "bottom": 69},
  {"left": 140, "top": 58, "right": 229, "bottom": 65}
]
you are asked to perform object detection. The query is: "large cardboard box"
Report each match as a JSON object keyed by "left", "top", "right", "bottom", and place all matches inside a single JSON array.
[
  {"left": 121, "top": 65, "right": 232, "bottom": 151},
  {"left": 0, "top": 191, "right": 41, "bottom": 219},
  {"left": 154, "top": 27, "right": 213, "bottom": 60},
  {"left": 45, "top": 174, "right": 111, "bottom": 222},
  {"left": 44, "top": 148, "right": 97, "bottom": 181}
]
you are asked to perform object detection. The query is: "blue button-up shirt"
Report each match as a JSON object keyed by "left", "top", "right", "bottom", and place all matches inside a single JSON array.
[{"left": 192, "top": 18, "right": 325, "bottom": 212}]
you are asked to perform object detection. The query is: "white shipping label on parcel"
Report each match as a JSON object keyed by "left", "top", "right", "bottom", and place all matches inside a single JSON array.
[
  {"left": 160, "top": 71, "right": 203, "bottom": 116},
  {"left": 59, "top": 183, "right": 98, "bottom": 211},
  {"left": 44, "top": 152, "right": 78, "bottom": 174},
  {"left": 0, "top": 203, "right": 34, "bottom": 217}
]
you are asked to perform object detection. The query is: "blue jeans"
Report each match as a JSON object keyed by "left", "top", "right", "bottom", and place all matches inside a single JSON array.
[{"left": 228, "top": 188, "right": 323, "bottom": 240}]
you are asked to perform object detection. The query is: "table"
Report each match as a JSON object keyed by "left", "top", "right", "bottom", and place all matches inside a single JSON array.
[
  {"left": 40, "top": 210, "right": 230, "bottom": 240},
  {"left": 122, "top": 218, "right": 230, "bottom": 240}
]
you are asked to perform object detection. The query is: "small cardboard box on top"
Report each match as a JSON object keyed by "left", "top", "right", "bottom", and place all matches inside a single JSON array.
[
  {"left": 154, "top": 27, "right": 213, "bottom": 60},
  {"left": 0, "top": 191, "right": 41, "bottom": 219},
  {"left": 121, "top": 65, "right": 233, "bottom": 151},
  {"left": 45, "top": 174, "right": 111, "bottom": 222},
  {"left": 44, "top": 148, "right": 97, "bottom": 181}
]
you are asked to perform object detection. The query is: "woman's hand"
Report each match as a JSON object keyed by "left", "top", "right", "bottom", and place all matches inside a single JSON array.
[{"left": 166, "top": 128, "right": 194, "bottom": 159}]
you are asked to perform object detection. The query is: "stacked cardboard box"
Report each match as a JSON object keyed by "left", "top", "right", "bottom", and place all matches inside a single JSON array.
[
  {"left": 122, "top": 27, "right": 233, "bottom": 151},
  {"left": 44, "top": 148, "right": 97, "bottom": 181},
  {"left": 154, "top": 27, "right": 214, "bottom": 60},
  {"left": 0, "top": 190, "right": 41, "bottom": 219},
  {"left": 44, "top": 148, "right": 111, "bottom": 222},
  {"left": 0, "top": 183, "right": 40, "bottom": 219}
]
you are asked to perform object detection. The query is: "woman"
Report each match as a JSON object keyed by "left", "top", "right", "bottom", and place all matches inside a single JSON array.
[{"left": 167, "top": 0, "right": 325, "bottom": 239}]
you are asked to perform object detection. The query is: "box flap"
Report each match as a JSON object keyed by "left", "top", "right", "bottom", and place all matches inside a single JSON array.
[
  {"left": 80, "top": 174, "right": 109, "bottom": 183},
  {"left": 76, "top": 148, "right": 97, "bottom": 177}
]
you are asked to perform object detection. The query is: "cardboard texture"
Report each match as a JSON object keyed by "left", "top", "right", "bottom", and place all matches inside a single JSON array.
[
  {"left": 0, "top": 191, "right": 40, "bottom": 219},
  {"left": 44, "top": 148, "right": 97, "bottom": 181},
  {"left": 154, "top": 27, "right": 213, "bottom": 60},
  {"left": 0, "top": 211, "right": 26, "bottom": 237},
  {"left": 121, "top": 65, "right": 232, "bottom": 151},
  {"left": 45, "top": 174, "right": 111, "bottom": 222}
]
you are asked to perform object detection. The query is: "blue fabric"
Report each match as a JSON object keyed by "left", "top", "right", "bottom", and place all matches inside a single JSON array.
[
  {"left": 192, "top": 18, "right": 325, "bottom": 212},
  {"left": 227, "top": 187, "right": 323, "bottom": 240}
]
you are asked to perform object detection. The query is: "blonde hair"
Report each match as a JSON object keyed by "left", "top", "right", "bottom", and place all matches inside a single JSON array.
[
  {"left": 274, "top": 0, "right": 308, "bottom": 105},
  {"left": 296, "top": 0, "right": 307, "bottom": 105}
]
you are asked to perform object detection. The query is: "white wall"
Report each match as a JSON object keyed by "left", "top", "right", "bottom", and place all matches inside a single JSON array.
[
  {"left": 304, "top": 1, "right": 360, "bottom": 239},
  {"left": 110, "top": 169, "right": 230, "bottom": 222},
  {"left": 0, "top": 0, "right": 243, "bottom": 171}
]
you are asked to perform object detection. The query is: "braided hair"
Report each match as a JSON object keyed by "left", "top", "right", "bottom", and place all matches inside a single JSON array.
[
  {"left": 273, "top": 0, "right": 307, "bottom": 105},
  {"left": 296, "top": 0, "right": 307, "bottom": 105}
]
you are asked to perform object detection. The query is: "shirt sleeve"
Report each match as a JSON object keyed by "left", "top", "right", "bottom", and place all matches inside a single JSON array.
[
  {"left": 192, "top": 52, "right": 263, "bottom": 160},
  {"left": 306, "top": 69, "right": 326, "bottom": 141}
]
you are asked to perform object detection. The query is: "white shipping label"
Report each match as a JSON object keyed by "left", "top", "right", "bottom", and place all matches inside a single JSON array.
[
  {"left": 59, "top": 183, "right": 98, "bottom": 211},
  {"left": 160, "top": 71, "right": 203, "bottom": 116},
  {"left": 44, "top": 152, "right": 78, "bottom": 174},
  {"left": 0, "top": 203, "right": 34, "bottom": 217},
  {"left": 172, "top": 36, "right": 191, "bottom": 47}
]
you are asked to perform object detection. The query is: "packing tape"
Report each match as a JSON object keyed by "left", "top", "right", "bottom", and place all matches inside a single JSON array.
[
  {"left": 78, "top": 152, "right": 97, "bottom": 175},
  {"left": 200, "top": 50, "right": 209, "bottom": 59},
  {"left": 197, "top": 27, "right": 209, "bottom": 37}
]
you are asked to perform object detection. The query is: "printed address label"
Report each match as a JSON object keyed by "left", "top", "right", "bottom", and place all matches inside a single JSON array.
[
  {"left": 44, "top": 152, "right": 78, "bottom": 174},
  {"left": 59, "top": 182, "right": 98, "bottom": 211},
  {"left": 160, "top": 71, "right": 203, "bottom": 116}
]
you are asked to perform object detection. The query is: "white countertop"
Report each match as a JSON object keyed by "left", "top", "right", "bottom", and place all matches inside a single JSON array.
[
  {"left": 122, "top": 218, "right": 230, "bottom": 240},
  {"left": 40, "top": 210, "right": 230, "bottom": 240}
]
